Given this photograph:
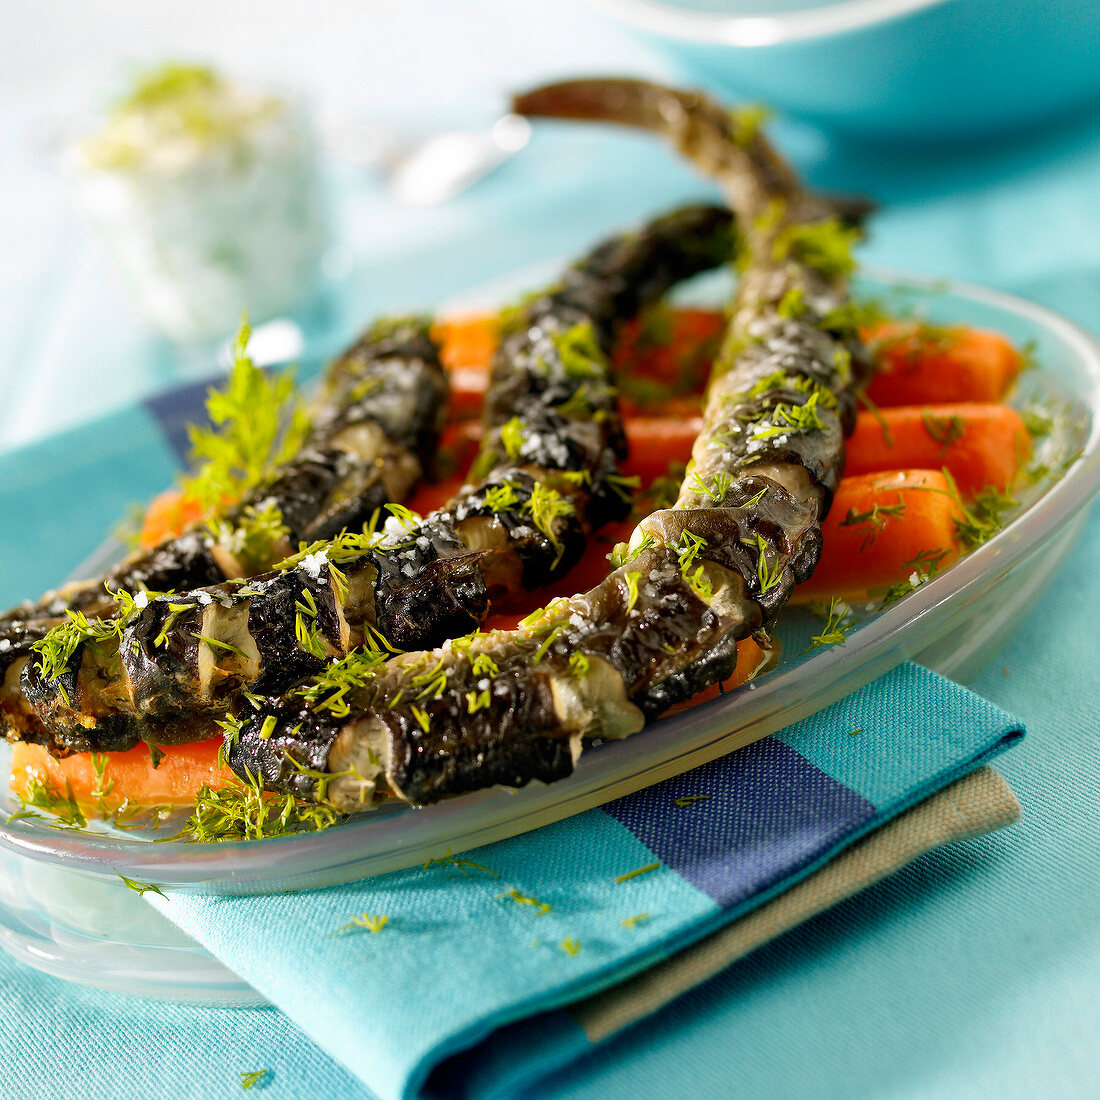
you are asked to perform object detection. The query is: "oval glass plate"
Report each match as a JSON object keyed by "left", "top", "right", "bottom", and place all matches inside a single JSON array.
[{"left": 1, "top": 267, "right": 1098, "bottom": 899}]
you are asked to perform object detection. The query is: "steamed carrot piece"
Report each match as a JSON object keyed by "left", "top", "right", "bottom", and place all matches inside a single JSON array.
[
  {"left": 9, "top": 739, "right": 231, "bottom": 812},
  {"left": 795, "top": 469, "right": 966, "bottom": 602},
  {"left": 433, "top": 308, "right": 724, "bottom": 421},
  {"left": 614, "top": 308, "right": 724, "bottom": 414},
  {"left": 622, "top": 416, "right": 702, "bottom": 481},
  {"left": 139, "top": 488, "right": 207, "bottom": 548},
  {"left": 862, "top": 321, "right": 1024, "bottom": 406},
  {"left": 845, "top": 403, "right": 1030, "bottom": 496},
  {"left": 432, "top": 313, "right": 499, "bottom": 373}
]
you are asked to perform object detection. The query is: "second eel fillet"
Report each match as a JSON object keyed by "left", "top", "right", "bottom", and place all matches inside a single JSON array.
[
  {"left": 226, "top": 79, "right": 873, "bottom": 810},
  {"left": 18, "top": 204, "right": 735, "bottom": 755}
]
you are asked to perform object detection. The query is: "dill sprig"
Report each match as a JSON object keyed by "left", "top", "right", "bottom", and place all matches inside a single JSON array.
[
  {"left": 921, "top": 409, "right": 966, "bottom": 452},
  {"left": 171, "top": 773, "right": 342, "bottom": 842},
  {"left": 755, "top": 535, "right": 783, "bottom": 594},
  {"left": 525, "top": 482, "right": 575, "bottom": 564},
  {"left": 297, "top": 649, "right": 387, "bottom": 718},
  {"left": 800, "top": 596, "right": 856, "bottom": 654},
  {"left": 614, "top": 861, "right": 661, "bottom": 884},
  {"left": 332, "top": 913, "right": 389, "bottom": 935},
  {"left": 422, "top": 848, "right": 499, "bottom": 878},
  {"left": 496, "top": 887, "right": 552, "bottom": 915},
  {"left": 239, "top": 1069, "right": 269, "bottom": 1090},
  {"left": 116, "top": 872, "right": 167, "bottom": 899},
  {"left": 208, "top": 501, "right": 289, "bottom": 575},
  {"left": 184, "top": 319, "right": 310, "bottom": 515},
  {"left": 773, "top": 216, "right": 861, "bottom": 278},
  {"left": 838, "top": 500, "right": 906, "bottom": 551},
  {"left": 551, "top": 320, "right": 607, "bottom": 380}
]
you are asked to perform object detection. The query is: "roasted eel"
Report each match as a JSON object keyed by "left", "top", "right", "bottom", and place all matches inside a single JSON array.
[
  {"left": 17, "top": 204, "right": 736, "bottom": 754},
  {"left": 227, "top": 79, "right": 872, "bottom": 810},
  {"left": 4, "top": 317, "right": 449, "bottom": 751}
]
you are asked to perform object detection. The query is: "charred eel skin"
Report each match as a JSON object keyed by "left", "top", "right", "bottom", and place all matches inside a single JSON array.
[
  {"left": 19, "top": 205, "right": 736, "bottom": 755},
  {"left": 234, "top": 79, "right": 872, "bottom": 811},
  {"left": 8, "top": 318, "right": 448, "bottom": 753}
]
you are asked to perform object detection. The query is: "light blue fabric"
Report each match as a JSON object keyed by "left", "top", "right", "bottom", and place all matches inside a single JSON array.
[{"left": 149, "top": 664, "right": 1020, "bottom": 1100}]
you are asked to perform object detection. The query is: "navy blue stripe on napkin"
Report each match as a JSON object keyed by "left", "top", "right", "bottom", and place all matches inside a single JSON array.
[
  {"left": 142, "top": 375, "right": 220, "bottom": 465},
  {"left": 602, "top": 738, "right": 876, "bottom": 909}
]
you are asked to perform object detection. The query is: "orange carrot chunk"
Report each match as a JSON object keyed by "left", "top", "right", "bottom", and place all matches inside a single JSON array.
[
  {"left": 622, "top": 416, "right": 703, "bottom": 481},
  {"left": 138, "top": 488, "right": 208, "bottom": 548},
  {"left": 432, "top": 313, "right": 499, "bottom": 373},
  {"left": 862, "top": 321, "right": 1024, "bottom": 406},
  {"left": 10, "top": 739, "right": 232, "bottom": 813},
  {"left": 845, "top": 403, "right": 1030, "bottom": 496},
  {"left": 796, "top": 469, "right": 966, "bottom": 602}
]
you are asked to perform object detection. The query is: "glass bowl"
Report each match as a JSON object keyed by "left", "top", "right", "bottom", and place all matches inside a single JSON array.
[{"left": 586, "top": 0, "right": 1100, "bottom": 142}]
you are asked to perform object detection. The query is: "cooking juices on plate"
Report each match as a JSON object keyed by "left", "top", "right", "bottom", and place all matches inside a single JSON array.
[{"left": 1, "top": 79, "right": 1049, "bottom": 839}]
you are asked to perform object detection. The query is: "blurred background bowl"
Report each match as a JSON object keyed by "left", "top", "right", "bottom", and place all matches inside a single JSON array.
[{"left": 588, "top": 0, "right": 1100, "bottom": 144}]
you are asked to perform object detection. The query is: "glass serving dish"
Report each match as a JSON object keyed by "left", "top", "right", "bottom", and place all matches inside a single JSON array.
[{"left": 1, "top": 267, "right": 1098, "bottom": 999}]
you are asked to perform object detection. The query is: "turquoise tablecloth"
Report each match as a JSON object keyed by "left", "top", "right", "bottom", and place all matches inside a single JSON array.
[{"left": 1, "top": 1, "right": 1099, "bottom": 1094}]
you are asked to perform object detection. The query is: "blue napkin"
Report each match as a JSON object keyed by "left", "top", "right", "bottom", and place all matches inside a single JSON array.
[{"left": 150, "top": 662, "right": 1023, "bottom": 1100}]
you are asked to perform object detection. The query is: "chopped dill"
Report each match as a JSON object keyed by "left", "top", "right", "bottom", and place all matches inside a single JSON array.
[
  {"left": 614, "top": 862, "right": 660, "bottom": 884},
  {"left": 532, "top": 623, "right": 567, "bottom": 665},
  {"left": 297, "top": 646, "right": 387, "bottom": 717},
  {"left": 192, "top": 632, "right": 247, "bottom": 659},
  {"left": 776, "top": 285, "right": 806, "bottom": 319},
  {"left": 496, "top": 887, "right": 552, "bottom": 915},
  {"left": 755, "top": 535, "right": 783, "bottom": 594},
  {"left": 673, "top": 795, "right": 709, "bottom": 807},
  {"left": 751, "top": 392, "right": 828, "bottom": 440},
  {"left": 332, "top": 913, "right": 389, "bottom": 935},
  {"left": 500, "top": 417, "right": 526, "bottom": 460},
  {"left": 728, "top": 103, "right": 771, "bottom": 146},
  {"left": 172, "top": 774, "right": 342, "bottom": 842},
  {"left": 921, "top": 409, "right": 966, "bottom": 451},
  {"left": 409, "top": 705, "right": 431, "bottom": 733},
  {"left": 422, "top": 848, "right": 498, "bottom": 878},
  {"left": 551, "top": 320, "right": 607, "bottom": 380},
  {"left": 208, "top": 501, "right": 289, "bottom": 575},
  {"left": 568, "top": 651, "right": 591, "bottom": 679},
  {"left": 15, "top": 774, "right": 87, "bottom": 830},
  {"left": 773, "top": 216, "right": 860, "bottom": 278},
  {"left": 838, "top": 500, "right": 906, "bottom": 551},
  {"left": 240, "top": 1069, "right": 269, "bottom": 1090},
  {"left": 483, "top": 481, "right": 520, "bottom": 514},
  {"left": 605, "top": 472, "right": 641, "bottom": 503},
  {"left": 560, "top": 938, "right": 582, "bottom": 956},
  {"left": 116, "top": 873, "right": 167, "bottom": 899},
  {"left": 688, "top": 470, "right": 734, "bottom": 504},
  {"left": 471, "top": 652, "right": 499, "bottom": 677},
  {"left": 621, "top": 912, "right": 650, "bottom": 928},
  {"left": 525, "top": 482, "right": 575, "bottom": 563},
  {"left": 610, "top": 532, "right": 655, "bottom": 568},
  {"left": 624, "top": 571, "right": 642, "bottom": 613},
  {"left": 556, "top": 384, "right": 594, "bottom": 420},
  {"left": 466, "top": 689, "right": 491, "bottom": 714},
  {"left": 800, "top": 596, "right": 856, "bottom": 654}
]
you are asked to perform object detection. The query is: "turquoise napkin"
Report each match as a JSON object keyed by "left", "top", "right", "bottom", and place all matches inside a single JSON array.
[{"left": 149, "top": 663, "right": 1023, "bottom": 1100}]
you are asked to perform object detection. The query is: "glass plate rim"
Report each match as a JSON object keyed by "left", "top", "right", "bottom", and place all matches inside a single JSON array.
[{"left": 1, "top": 264, "right": 1098, "bottom": 888}]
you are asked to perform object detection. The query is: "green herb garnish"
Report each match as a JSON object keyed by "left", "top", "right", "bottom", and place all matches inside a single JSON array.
[
  {"left": 116, "top": 873, "right": 167, "bottom": 899},
  {"left": 614, "top": 862, "right": 661, "bottom": 884}
]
